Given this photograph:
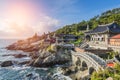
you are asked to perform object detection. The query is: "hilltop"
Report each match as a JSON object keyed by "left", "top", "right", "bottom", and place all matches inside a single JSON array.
[{"left": 56, "top": 8, "right": 120, "bottom": 35}]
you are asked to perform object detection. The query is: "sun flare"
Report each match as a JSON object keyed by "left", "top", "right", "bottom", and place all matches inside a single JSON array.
[{"left": 5, "top": 2, "right": 33, "bottom": 25}]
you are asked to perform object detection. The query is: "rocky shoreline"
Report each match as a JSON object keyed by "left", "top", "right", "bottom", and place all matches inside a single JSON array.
[
  {"left": 4, "top": 34, "right": 72, "bottom": 68},
  {"left": 3, "top": 34, "right": 84, "bottom": 80}
]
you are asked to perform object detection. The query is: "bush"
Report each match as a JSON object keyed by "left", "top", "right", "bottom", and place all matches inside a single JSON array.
[{"left": 91, "top": 64, "right": 120, "bottom": 80}]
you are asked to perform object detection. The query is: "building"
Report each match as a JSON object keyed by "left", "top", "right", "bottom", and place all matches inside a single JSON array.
[
  {"left": 109, "top": 34, "right": 120, "bottom": 52},
  {"left": 85, "top": 22, "right": 120, "bottom": 50},
  {"left": 109, "top": 34, "right": 120, "bottom": 46}
]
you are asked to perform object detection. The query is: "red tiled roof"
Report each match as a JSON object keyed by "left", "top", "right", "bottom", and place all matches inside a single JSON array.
[
  {"left": 111, "top": 34, "right": 120, "bottom": 39},
  {"left": 107, "top": 63, "right": 114, "bottom": 67}
]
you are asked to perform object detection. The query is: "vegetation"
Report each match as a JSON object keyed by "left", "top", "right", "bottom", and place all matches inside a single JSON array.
[
  {"left": 91, "top": 63, "right": 120, "bottom": 80},
  {"left": 47, "top": 45, "right": 56, "bottom": 53},
  {"left": 106, "top": 51, "right": 119, "bottom": 59},
  {"left": 70, "top": 38, "right": 82, "bottom": 46},
  {"left": 56, "top": 8, "right": 120, "bottom": 36}
]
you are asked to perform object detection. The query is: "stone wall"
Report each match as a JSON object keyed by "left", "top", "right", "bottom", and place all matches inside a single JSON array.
[
  {"left": 109, "top": 45, "right": 120, "bottom": 52},
  {"left": 85, "top": 49, "right": 113, "bottom": 57}
]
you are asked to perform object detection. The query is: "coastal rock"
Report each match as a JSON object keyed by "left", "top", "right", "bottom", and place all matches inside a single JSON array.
[
  {"left": 39, "top": 50, "right": 52, "bottom": 59},
  {"left": 43, "top": 54, "right": 56, "bottom": 63},
  {"left": 29, "top": 52, "right": 39, "bottom": 59},
  {"left": 7, "top": 43, "right": 40, "bottom": 52},
  {"left": 18, "top": 61, "right": 30, "bottom": 65},
  {"left": 6, "top": 37, "right": 72, "bottom": 67},
  {"left": 1, "top": 61, "right": 13, "bottom": 67},
  {"left": 6, "top": 35, "right": 41, "bottom": 52},
  {"left": 13, "top": 54, "right": 27, "bottom": 58},
  {"left": 31, "top": 50, "right": 71, "bottom": 67},
  {"left": 2, "top": 54, "right": 27, "bottom": 58}
]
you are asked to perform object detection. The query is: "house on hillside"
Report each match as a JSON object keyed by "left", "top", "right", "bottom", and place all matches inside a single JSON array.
[{"left": 85, "top": 22, "right": 120, "bottom": 50}]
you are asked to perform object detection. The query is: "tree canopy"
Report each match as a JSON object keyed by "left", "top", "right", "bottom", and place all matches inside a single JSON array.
[{"left": 56, "top": 8, "right": 120, "bottom": 35}]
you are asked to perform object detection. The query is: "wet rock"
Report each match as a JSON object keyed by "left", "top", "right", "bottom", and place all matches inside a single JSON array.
[
  {"left": 2, "top": 54, "right": 27, "bottom": 58},
  {"left": 18, "top": 61, "right": 30, "bottom": 65},
  {"left": 27, "top": 59, "right": 35, "bottom": 66},
  {"left": 6, "top": 43, "right": 16, "bottom": 50},
  {"left": 26, "top": 73, "right": 33, "bottom": 77},
  {"left": 25, "top": 72, "right": 41, "bottom": 80},
  {"left": 1, "top": 61, "right": 13, "bottom": 67},
  {"left": 2, "top": 54, "right": 12, "bottom": 57},
  {"left": 29, "top": 52, "right": 39, "bottom": 59},
  {"left": 13, "top": 54, "right": 27, "bottom": 58}
]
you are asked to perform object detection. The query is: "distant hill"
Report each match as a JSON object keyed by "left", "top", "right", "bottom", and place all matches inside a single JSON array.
[{"left": 56, "top": 8, "right": 120, "bottom": 35}]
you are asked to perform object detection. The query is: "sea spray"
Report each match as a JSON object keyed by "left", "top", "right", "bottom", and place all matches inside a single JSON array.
[{"left": 52, "top": 67, "right": 72, "bottom": 80}]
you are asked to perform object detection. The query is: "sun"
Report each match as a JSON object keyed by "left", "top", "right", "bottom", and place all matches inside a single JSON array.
[{"left": 5, "top": 2, "right": 33, "bottom": 25}]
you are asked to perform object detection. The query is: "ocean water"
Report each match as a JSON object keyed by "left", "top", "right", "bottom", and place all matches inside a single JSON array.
[{"left": 0, "top": 39, "right": 54, "bottom": 80}]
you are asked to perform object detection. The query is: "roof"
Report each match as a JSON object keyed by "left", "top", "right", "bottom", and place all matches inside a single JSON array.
[
  {"left": 85, "top": 22, "right": 120, "bottom": 34},
  {"left": 107, "top": 63, "right": 115, "bottom": 68},
  {"left": 110, "top": 34, "right": 120, "bottom": 39}
]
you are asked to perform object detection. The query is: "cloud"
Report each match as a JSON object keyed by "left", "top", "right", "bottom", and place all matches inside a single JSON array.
[
  {"left": 0, "top": 0, "right": 60, "bottom": 39},
  {"left": 34, "top": 15, "right": 59, "bottom": 34},
  {"left": 0, "top": 15, "right": 59, "bottom": 38}
]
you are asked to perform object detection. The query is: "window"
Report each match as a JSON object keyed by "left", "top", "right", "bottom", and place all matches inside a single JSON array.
[
  {"left": 98, "top": 38, "right": 100, "bottom": 41},
  {"left": 101, "top": 38, "right": 104, "bottom": 41}
]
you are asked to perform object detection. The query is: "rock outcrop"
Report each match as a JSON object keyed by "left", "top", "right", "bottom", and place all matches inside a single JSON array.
[
  {"left": 29, "top": 44, "right": 71, "bottom": 67},
  {"left": 6, "top": 34, "right": 42, "bottom": 52},
  {"left": 2, "top": 54, "right": 27, "bottom": 58},
  {"left": 6, "top": 34, "right": 72, "bottom": 68},
  {"left": 1, "top": 61, "right": 13, "bottom": 67},
  {"left": 30, "top": 51, "right": 70, "bottom": 67}
]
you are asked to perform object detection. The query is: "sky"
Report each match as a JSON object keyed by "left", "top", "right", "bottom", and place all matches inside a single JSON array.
[{"left": 0, "top": 0, "right": 120, "bottom": 39}]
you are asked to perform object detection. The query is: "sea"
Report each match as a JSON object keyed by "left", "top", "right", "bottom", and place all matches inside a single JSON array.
[{"left": 0, "top": 39, "right": 72, "bottom": 80}]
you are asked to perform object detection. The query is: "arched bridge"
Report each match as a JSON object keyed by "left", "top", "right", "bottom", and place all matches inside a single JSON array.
[{"left": 71, "top": 51, "right": 106, "bottom": 74}]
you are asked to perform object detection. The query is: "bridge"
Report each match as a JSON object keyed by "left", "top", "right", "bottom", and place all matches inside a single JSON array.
[{"left": 71, "top": 50, "right": 107, "bottom": 75}]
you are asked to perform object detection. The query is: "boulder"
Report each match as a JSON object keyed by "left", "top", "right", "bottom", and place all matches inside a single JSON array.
[{"left": 1, "top": 61, "right": 13, "bottom": 67}]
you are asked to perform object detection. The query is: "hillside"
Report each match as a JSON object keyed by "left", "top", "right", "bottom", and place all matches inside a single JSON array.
[{"left": 56, "top": 8, "right": 120, "bottom": 35}]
